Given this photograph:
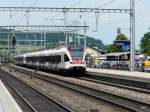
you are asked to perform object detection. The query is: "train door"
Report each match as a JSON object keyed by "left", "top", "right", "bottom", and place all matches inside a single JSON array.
[
  {"left": 23, "top": 55, "right": 26, "bottom": 65},
  {"left": 60, "top": 53, "right": 65, "bottom": 68}
]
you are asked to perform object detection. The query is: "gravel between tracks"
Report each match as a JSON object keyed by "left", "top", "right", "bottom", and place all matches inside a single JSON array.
[{"left": 3, "top": 66, "right": 132, "bottom": 112}]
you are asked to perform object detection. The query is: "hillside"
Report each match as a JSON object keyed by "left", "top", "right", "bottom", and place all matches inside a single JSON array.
[
  {"left": 0, "top": 31, "right": 105, "bottom": 50},
  {"left": 46, "top": 33, "right": 105, "bottom": 50}
]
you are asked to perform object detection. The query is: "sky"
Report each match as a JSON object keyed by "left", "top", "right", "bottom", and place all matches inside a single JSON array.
[{"left": 0, "top": 0, "right": 150, "bottom": 49}]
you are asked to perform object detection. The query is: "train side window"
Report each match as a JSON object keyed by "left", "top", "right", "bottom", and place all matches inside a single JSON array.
[
  {"left": 38, "top": 56, "right": 40, "bottom": 62},
  {"left": 40, "top": 56, "right": 43, "bottom": 62},
  {"left": 54, "top": 55, "right": 57, "bottom": 64},
  {"left": 58, "top": 55, "right": 61, "bottom": 63},
  {"left": 49, "top": 56, "right": 52, "bottom": 63},
  {"left": 56, "top": 55, "right": 61, "bottom": 63},
  {"left": 34, "top": 57, "right": 36, "bottom": 62},
  {"left": 38, "top": 56, "right": 42, "bottom": 63},
  {"left": 56, "top": 55, "right": 59, "bottom": 64},
  {"left": 51, "top": 56, "right": 54, "bottom": 63},
  {"left": 44, "top": 56, "right": 49, "bottom": 62},
  {"left": 64, "top": 54, "right": 70, "bottom": 62}
]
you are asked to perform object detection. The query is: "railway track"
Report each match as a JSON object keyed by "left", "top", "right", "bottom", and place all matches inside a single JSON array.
[
  {"left": 78, "top": 74, "right": 150, "bottom": 94},
  {"left": 0, "top": 68, "right": 73, "bottom": 112},
  {"left": 8, "top": 65, "right": 150, "bottom": 112},
  {"left": 84, "top": 73, "right": 150, "bottom": 92},
  {"left": 2, "top": 77, "right": 37, "bottom": 112}
]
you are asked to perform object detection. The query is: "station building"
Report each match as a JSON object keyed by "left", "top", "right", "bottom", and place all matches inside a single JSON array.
[{"left": 85, "top": 47, "right": 105, "bottom": 67}]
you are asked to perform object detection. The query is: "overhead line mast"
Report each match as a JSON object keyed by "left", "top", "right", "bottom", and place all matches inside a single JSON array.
[{"left": 130, "top": 0, "right": 135, "bottom": 72}]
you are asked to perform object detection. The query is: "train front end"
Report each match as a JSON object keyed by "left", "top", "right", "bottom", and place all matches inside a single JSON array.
[{"left": 67, "top": 46, "right": 86, "bottom": 73}]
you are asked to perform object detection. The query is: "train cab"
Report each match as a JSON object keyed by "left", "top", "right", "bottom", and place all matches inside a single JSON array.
[{"left": 67, "top": 46, "right": 86, "bottom": 72}]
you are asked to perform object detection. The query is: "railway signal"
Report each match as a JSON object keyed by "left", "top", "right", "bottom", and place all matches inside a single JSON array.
[{"left": 12, "top": 34, "right": 16, "bottom": 48}]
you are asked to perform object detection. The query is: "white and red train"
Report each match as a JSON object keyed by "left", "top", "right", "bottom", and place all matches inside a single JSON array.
[{"left": 14, "top": 46, "right": 86, "bottom": 73}]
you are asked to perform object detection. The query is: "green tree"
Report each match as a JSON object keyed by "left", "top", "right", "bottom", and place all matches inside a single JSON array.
[
  {"left": 1, "top": 50, "right": 12, "bottom": 63},
  {"left": 116, "top": 34, "right": 128, "bottom": 40},
  {"left": 106, "top": 44, "right": 121, "bottom": 53},
  {"left": 106, "top": 33, "right": 128, "bottom": 53},
  {"left": 140, "top": 32, "right": 150, "bottom": 55},
  {"left": 85, "top": 53, "right": 91, "bottom": 59}
]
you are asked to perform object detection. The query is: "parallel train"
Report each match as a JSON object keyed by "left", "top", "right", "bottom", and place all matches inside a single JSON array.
[{"left": 14, "top": 46, "right": 86, "bottom": 73}]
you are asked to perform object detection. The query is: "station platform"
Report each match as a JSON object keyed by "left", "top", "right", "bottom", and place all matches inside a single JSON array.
[
  {"left": 86, "top": 68, "right": 150, "bottom": 83},
  {"left": 0, "top": 80, "right": 22, "bottom": 112}
]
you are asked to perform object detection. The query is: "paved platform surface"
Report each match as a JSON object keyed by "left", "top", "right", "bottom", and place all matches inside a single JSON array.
[
  {"left": 0, "top": 80, "right": 22, "bottom": 112},
  {"left": 86, "top": 68, "right": 150, "bottom": 83}
]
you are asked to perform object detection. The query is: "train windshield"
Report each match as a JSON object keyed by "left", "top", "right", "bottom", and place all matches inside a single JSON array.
[{"left": 69, "top": 47, "right": 84, "bottom": 60}]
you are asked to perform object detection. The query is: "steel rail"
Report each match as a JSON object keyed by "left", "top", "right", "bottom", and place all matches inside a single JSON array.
[
  {"left": 84, "top": 73, "right": 150, "bottom": 92},
  {"left": 79, "top": 77, "right": 150, "bottom": 94}
]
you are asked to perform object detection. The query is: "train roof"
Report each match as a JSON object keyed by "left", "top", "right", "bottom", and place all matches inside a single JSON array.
[{"left": 15, "top": 47, "right": 67, "bottom": 57}]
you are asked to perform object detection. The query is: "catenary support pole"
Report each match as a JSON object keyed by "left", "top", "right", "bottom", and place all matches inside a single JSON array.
[
  {"left": 84, "top": 20, "right": 87, "bottom": 49},
  {"left": 130, "top": 0, "right": 135, "bottom": 72}
]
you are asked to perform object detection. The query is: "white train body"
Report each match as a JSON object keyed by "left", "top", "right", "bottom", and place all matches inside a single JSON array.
[{"left": 15, "top": 46, "right": 86, "bottom": 73}]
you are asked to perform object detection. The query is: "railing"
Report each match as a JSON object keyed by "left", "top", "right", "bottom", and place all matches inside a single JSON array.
[{"left": 86, "top": 61, "right": 150, "bottom": 73}]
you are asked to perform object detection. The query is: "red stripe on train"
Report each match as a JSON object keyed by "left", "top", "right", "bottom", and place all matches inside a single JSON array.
[{"left": 73, "top": 60, "right": 82, "bottom": 64}]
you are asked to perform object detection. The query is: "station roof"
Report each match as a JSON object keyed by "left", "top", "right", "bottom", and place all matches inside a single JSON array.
[
  {"left": 102, "top": 52, "right": 130, "bottom": 57},
  {"left": 114, "top": 40, "right": 130, "bottom": 42}
]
